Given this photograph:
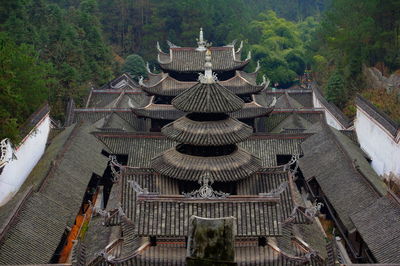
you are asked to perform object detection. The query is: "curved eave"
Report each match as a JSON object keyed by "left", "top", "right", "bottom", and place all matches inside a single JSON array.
[
  {"left": 151, "top": 147, "right": 261, "bottom": 182},
  {"left": 162, "top": 116, "right": 253, "bottom": 145},
  {"left": 157, "top": 50, "right": 171, "bottom": 64},
  {"left": 131, "top": 104, "right": 184, "bottom": 120},
  {"left": 141, "top": 75, "right": 196, "bottom": 97},
  {"left": 221, "top": 72, "right": 264, "bottom": 95},
  {"left": 232, "top": 102, "right": 274, "bottom": 119},
  {"left": 159, "top": 59, "right": 250, "bottom": 73}
]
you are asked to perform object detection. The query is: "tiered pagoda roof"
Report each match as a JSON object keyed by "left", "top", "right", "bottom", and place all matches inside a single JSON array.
[
  {"left": 157, "top": 29, "right": 250, "bottom": 73},
  {"left": 139, "top": 69, "right": 267, "bottom": 96},
  {"left": 151, "top": 49, "right": 262, "bottom": 182},
  {"left": 131, "top": 94, "right": 274, "bottom": 121}
]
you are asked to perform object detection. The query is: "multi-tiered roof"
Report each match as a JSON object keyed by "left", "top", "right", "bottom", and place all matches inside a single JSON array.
[
  {"left": 157, "top": 28, "right": 250, "bottom": 73},
  {"left": 131, "top": 29, "right": 274, "bottom": 127},
  {"left": 151, "top": 49, "right": 261, "bottom": 182}
]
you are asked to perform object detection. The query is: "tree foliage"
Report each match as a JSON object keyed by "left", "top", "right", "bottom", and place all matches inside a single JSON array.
[
  {"left": 0, "top": 0, "right": 330, "bottom": 141},
  {"left": 308, "top": 0, "right": 400, "bottom": 107},
  {"left": 247, "top": 11, "right": 317, "bottom": 87},
  {"left": 0, "top": 33, "right": 52, "bottom": 141},
  {"left": 0, "top": 0, "right": 115, "bottom": 134},
  {"left": 122, "top": 54, "right": 147, "bottom": 79}
]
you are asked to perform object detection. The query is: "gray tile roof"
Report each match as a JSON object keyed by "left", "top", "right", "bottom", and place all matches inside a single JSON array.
[
  {"left": 98, "top": 73, "right": 138, "bottom": 90},
  {"left": 73, "top": 109, "right": 151, "bottom": 132},
  {"left": 158, "top": 47, "right": 249, "bottom": 72},
  {"left": 151, "top": 146, "right": 262, "bottom": 182},
  {"left": 141, "top": 71, "right": 265, "bottom": 96},
  {"left": 162, "top": 116, "right": 253, "bottom": 146},
  {"left": 299, "top": 123, "right": 385, "bottom": 230},
  {"left": 95, "top": 133, "right": 307, "bottom": 168},
  {"left": 256, "top": 90, "right": 313, "bottom": 109},
  {"left": 133, "top": 196, "right": 281, "bottom": 237},
  {"left": 263, "top": 111, "right": 324, "bottom": 133},
  {"left": 0, "top": 123, "right": 108, "bottom": 264},
  {"left": 172, "top": 82, "right": 244, "bottom": 113},
  {"left": 350, "top": 196, "right": 400, "bottom": 263}
]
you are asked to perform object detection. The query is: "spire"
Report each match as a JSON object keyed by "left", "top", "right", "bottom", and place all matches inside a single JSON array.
[
  {"left": 199, "top": 49, "right": 216, "bottom": 84},
  {"left": 196, "top": 27, "right": 210, "bottom": 51}
]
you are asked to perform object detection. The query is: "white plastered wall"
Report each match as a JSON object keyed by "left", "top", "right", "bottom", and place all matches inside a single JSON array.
[
  {"left": 355, "top": 107, "right": 400, "bottom": 178},
  {"left": 312, "top": 92, "right": 346, "bottom": 130},
  {"left": 0, "top": 115, "right": 50, "bottom": 206}
]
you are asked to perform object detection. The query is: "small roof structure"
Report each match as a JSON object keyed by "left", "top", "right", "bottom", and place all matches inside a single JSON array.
[
  {"left": 172, "top": 82, "right": 244, "bottom": 113},
  {"left": 157, "top": 44, "right": 250, "bottom": 73},
  {"left": 162, "top": 115, "right": 253, "bottom": 145},
  {"left": 140, "top": 70, "right": 267, "bottom": 96},
  {"left": 151, "top": 146, "right": 262, "bottom": 182}
]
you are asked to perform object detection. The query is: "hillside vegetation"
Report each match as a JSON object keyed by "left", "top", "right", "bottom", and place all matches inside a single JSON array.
[{"left": 1, "top": 0, "right": 399, "bottom": 141}]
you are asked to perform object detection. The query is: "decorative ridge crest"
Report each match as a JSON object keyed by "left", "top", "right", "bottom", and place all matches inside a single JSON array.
[
  {"left": 246, "top": 50, "right": 252, "bottom": 61},
  {"left": 183, "top": 172, "right": 230, "bottom": 199},
  {"left": 109, "top": 155, "right": 124, "bottom": 183},
  {"left": 259, "top": 181, "right": 288, "bottom": 197},
  {"left": 254, "top": 60, "right": 261, "bottom": 72}
]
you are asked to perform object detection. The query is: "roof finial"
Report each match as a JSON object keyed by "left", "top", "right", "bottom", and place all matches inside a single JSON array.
[
  {"left": 196, "top": 27, "right": 207, "bottom": 51},
  {"left": 198, "top": 49, "right": 217, "bottom": 84}
]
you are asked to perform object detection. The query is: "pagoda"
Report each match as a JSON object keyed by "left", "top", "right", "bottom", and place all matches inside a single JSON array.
[
  {"left": 151, "top": 49, "right": 261, "bottom": 182},
  {"left": 132, "top": 28, "right": 275, "bottom": 132}
]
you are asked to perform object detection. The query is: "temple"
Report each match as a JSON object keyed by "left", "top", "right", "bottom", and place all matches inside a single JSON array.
[{"left": 0, "top": 29, "right": 399, "bottom": 265}]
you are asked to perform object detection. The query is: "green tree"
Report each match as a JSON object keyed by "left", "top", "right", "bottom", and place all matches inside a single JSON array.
[
  {"left": 0, "top": 33, "right": 52, "bottom": 142},
  {"left": 247, "top": 10, "right": 312, "bottom": 87},
  {"left": 122, "top": 54, "right": 147, "bottom": 79},
  {"left": 325, "top": 70, "right": 347, "bottom": 108}
]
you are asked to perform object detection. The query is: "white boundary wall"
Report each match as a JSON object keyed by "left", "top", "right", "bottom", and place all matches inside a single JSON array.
[
  {"left": 0, "top": 114, "right": 50, "bottom": 206},
  {"left": 312, "top": 91, "right": 347, "bottom": 130},
  {"left": 355, "top": 107, "right": 400, "bottom": 177}
]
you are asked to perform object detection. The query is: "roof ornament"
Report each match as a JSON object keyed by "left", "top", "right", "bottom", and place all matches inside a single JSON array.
[
  {"left": 0, "top": 138, "right": 15, "bottom": 169},
  {"left": 196, "top": 27, "right": 211, "bottom": 51},
  {"left": 255, "top": 60, "right": 261, "bottom": 72},
  {"left": 270, "top": 96, "right": 277, "bottom": 107},
  {"left": 198, "top": 49, "right": 218, "bottom": 84},
  {"left": 235, "top": 40, "right": 243, "bottom": 53},
  {"left": 156, "top": 41, "right": 163, "bottom": 53},
  {"left": 109, "top": 155, "right": 123, "bottom": 183},
  {"left": 226, "top": 39, "right": 237, "bottom": 47},
  {"left": 260, "top": 75, "right": 267, "bottom": 86},
  {"left": 304, "top": 202, "right": 324, "bottom": 219},
  {"left": 246, "top": 50, "right": 252, "bottom": 61},
  {"left": 127, "top": 97, "right": 135, "bottom": 108},
  {"left": 283, "top": 154, "right": 300, "bottom": 177},
  {"left": 128, "top": 180, "right": 149, "bottom": 194},
  {"left": 167, "top": 40, "right": 180, "bottom": 48},
  {"left": 259, "top": 181, "right": 288, "bottom": 197},
  {"left": 145, "top": 62, "right": 152, "bottom": 74},
  {"left": 183, "top": 172, "right": 230, "bottom": 199},
  {"left": 138, "top": 76, "right": 145, "bottom": 86}
]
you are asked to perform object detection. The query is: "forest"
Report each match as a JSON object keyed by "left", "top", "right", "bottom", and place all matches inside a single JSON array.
[{"left": 0, "top": 0, "right": 399, "bottom": 141}]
